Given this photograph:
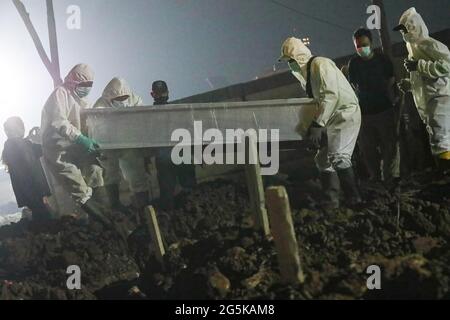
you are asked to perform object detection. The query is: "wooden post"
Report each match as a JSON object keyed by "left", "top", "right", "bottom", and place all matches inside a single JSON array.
[
  {"left": 144, "top": 206, "right": 166, "bottom": 267},
  {"left": 266, "top": 186, "right": 304, "bottom": 285},
  {"left": 244, "top": 135, "right": 270, "bottom": 236}
]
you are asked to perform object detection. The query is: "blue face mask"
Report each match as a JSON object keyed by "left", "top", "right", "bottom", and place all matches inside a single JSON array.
[
  {"left": 75, "top": 86, "right": 92, "bottom": 98},
  {"left": 357, "top": 46, "right": 372, "bottom": 58}
]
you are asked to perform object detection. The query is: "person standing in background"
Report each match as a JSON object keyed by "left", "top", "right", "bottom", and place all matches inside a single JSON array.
[
  {"left": 152, "top": 80, "right": 196, "bottom": 210},
  {"left": 2, "top": 117, "right": 52, "bottom": 222},
  {"left": 348, "top": 28, "right": 400, "bottom": 185}
]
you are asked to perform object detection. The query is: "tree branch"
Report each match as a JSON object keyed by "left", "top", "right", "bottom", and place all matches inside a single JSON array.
[
  {"left": 12, "top": 0, "right": 60, "bottom": 87},
  {"left": 46, "top": 0, "right": 62, "bottom": 86}
]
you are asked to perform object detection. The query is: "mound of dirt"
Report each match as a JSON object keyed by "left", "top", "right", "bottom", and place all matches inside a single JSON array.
[
  {"left": 0, "top": 173, "right": 449, "bottom": 300},
  {"left": 0, "top": 213, "right": 139, "bottom": 300}
]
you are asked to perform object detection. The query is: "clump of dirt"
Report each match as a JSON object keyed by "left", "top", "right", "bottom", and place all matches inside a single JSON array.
[
  {"left": 139, "top": 174, "right": 450, "bottom": 300},
  {"left": 0, "top": 173, "right": 449, "bottom": 300}
]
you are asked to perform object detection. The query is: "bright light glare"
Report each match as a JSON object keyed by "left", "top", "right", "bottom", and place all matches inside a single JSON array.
[
  {"left": 0, "top": 54, "right": 26, "bottom": 123},
  {"left": 0, "top": 50, "right": 52, "bottom": 146}
]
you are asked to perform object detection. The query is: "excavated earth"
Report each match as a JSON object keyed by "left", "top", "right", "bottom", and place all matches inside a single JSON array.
[{"left": 0, "top": 169, "right": 449, "bottom": 300}]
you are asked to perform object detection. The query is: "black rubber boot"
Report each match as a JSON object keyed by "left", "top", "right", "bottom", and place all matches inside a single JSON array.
[
  {"left": 93, "top": 186, "right": 111, "bottom": 211},
  {"left": 30, "top": 204, "right": 53, "bottom": 223},
  {"left": 133, "top": 191, "right": 150, "bottom": 225},
  {"left": 134, "top": 191, "right": 149, "bottom": 210},
  {"left": 436, "top": 159, "right": 450, "bottom": 176},
  {"left": 319, "top": 171, "right": 340, "bottom": 210},
  {"left": 81, "top": 198, "right": 114, "bottom": 228},
  {"left": 106, "top": 184, "right": 121, "bottom": 209},
  {"left": 337, "top": 167, "right": 362, "bottom": 208}
]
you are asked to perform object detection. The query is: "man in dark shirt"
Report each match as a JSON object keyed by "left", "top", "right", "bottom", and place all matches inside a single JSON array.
[
  {"left": 2, "top": 117, "right": 52, "bottom": 222},
  {"left": 348, "top": 28, "right": 400, "bottom": 183},
  {"left": 151, "top": 81, "right": 196, "bottom": 210}
]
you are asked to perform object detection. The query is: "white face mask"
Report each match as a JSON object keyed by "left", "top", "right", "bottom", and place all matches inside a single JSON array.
[
  {"left": 75, "top": 86, "right": 92, "bottom": 98},
  {"left": 403, "top": 32, "right": 417, "bottom": 43},
  {"left": 112, "top": 99, "right": 129, "bottom": 108}
]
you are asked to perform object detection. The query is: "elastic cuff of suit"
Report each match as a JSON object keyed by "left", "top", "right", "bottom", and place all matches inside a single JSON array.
[{"left": 79, "top": 187, "right": 93, "bottom": 205}]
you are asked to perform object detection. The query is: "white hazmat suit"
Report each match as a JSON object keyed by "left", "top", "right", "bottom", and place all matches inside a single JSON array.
[
  {"left": 280, "top": 37, "right": 361, "bottom": 172},
  {"left": 41, "top": 64, "right": 104, "bottom": 205},
  {"left": 93, "top": 78, "right": 149, "bottom": 195},
  {"left": 397, "top": 7, "right": 450, "bottom": 159},
  {"left": 280, "top": 37, "right": 362, "bottom": 208}
]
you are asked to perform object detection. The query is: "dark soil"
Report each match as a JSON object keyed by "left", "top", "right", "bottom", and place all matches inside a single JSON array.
[{"left": 0, "top": 171, "right": 449, "bottom": 300}]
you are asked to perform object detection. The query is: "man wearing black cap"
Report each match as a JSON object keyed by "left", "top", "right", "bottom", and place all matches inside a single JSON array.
[
  {"left": 151, "top": 80, "right": 170, "bottom": 106},
  {"left": 151, "top": 81, "right": 196, "bottom": 210}
]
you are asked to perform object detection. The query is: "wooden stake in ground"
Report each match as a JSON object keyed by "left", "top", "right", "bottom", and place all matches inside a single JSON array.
[
  {"left": 266, "top": 186, "right": 304, "bottom": 285},
  {"left": 144, "top": 206, "right": 166, "bottom": 267},
  {"left": 244, "top": 135, "right": 270, "bottom": 236}
]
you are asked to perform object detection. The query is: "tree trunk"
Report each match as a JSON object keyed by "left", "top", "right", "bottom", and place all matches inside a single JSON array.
[
  {"left": 46, "top": 0, "right": 62, "bottom": 86},
  {"left": 12, "top": 0, "right": 61, "bottom": 88}
]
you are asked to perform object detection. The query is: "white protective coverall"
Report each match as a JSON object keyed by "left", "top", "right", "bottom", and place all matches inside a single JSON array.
[
  {"left": 93, "top": 78, "right": 149, "bottom": 193},
  {"left": 281, "top": 37, "right": 362, "bottom": 172},
  {"left": 398, "top": 7, "right": 450, "bottom": 157},
  {"left": 41, "top": 64, "right": 104, "bottom": 205}
]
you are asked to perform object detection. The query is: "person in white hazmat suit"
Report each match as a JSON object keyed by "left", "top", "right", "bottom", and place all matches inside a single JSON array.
[
  {"left": 93, "top": 77, "right": 150, "bottom": 210},
  {"left": 279, "top": 37, "right": 362, "bottom": 209},
  {"left": 394, "top": 7, "right": 450, "bottom": 171},
  {"left": 41, "top": 64, "right": 111, "bottom": 225}
]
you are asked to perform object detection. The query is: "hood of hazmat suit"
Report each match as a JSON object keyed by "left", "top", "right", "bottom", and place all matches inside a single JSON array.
[
  {"left": 280, "top": 37, "right": 315, "bottom": 136},
  {"left": 281, "top": 37, "right": 361, "bottom": 172},
  {"left": 41, "top": 64, "right": 94, "bottom": 150},
  {"left": 399, "top": 7, "right": 450, "bottom": 155},
  {"left": 92, "top": 78, "right": 148, "bottom": 194},
  {"left": 280, "top": 37, "right": 311, "bottom": 87},
  {"left": 4, "top": 117, "right": 25, "bottom": 139},
  {"left": 93, "top": 78, "right": 143, "bottom": 109}
]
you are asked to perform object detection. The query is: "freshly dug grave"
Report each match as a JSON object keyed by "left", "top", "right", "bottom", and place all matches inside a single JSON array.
[{"left": 0, "top": 171, "right": 449, "bottom": 300}]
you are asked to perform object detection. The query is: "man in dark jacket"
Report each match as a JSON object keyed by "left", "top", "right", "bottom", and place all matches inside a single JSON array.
[
  {"left": 348, "top": 28, "right": 400, "bottom": 184},
  {"left": 151, "top": 81, "right": 196, "bottom": 210},
  {"left": 2, "top": 117, "right": 52, "bottom": 222}
]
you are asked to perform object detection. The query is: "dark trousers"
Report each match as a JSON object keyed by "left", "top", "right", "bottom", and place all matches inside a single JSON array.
[
  {"left": 155, "top": 148, "right": 196, "bottom": 208},
  {"left": 358, "top": 108, "right": 400, "bottom": 181}
]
